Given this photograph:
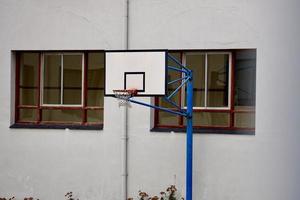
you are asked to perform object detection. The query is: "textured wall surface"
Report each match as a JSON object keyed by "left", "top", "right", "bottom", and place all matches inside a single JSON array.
[{"left": 0, "top": 0, "right": 300, "bottom": 200}]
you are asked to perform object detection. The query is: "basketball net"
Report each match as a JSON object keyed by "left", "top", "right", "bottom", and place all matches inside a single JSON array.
[{"left": 113, "top": 89, "right": 138, "bottom": 106}]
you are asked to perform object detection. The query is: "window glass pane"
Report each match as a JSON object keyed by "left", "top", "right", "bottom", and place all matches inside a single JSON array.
[
  {"left": 43, "top": 54, "right": 61, "bottom": 104},
  {"left": 87, "top": 110, "right": 103, "bottom": 123},
  {"left": 234, "top": 50, "right": 256, "bottom": 110},
  {"left": 207, "top": 54, "right": 229, "bottom": 107},
  {"left": 87, "top": 53, "right": 104, "bottom": 106},
  {"left": 42, "top": 109, "right": 82, "bottom": 123},
  {"left": 64, "top": 89, "right": 82, "bottom": 105},
  {"left": 19, "top": 109, "right": 37, "bottom": 121},
  {"left": 185, "top": 112, "right": 229, "bottom": 127},
  {"left": 20, "top": 88, "right": 37, "bottom": 105},
  {"left": 159, "top": 89, "right": 180, "bottom": 108},
  {"left": 166, "top": 53, "right": 182, "bottom": 103},
  {"left": 63, "top": 54, "right": 82, "bottom": 105},
  {"left": 234, "top": 112, "right": 255, "bottom": 128},
  {"left": 158, "top": 111, "right": 179, "bottom": 126},
  {"left": 87, "top": 90, "right": 104, "bottom": 107},
  {"left": 185, "top": 53, "right": 205, "bottom": 107},
  {"left": 158, "top": 52, "right": 181, "bottom": 108},
  {"left": 88, "top": 53, "right": 104, "bottom": 88},
  {"left": 20, "top": 53, "right": 38, "bottom": 87},
  {"left": 167, "top": 52, "right": 181, "bottom": 89},
  {"left": 19, "top": 53, "right": 39, "bottom": 106},
  {"left": 168, "top": 52, "right": 181, "bottom": 68},
  {"left": 234, "top": 106, "right": 255, "bottom": 111}
]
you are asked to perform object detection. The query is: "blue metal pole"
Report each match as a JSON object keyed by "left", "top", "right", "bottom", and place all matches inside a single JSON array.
[
  {"left": 186, "top": 70, "right": 193, "bottom": 200},
  {"left": 123, "top": 54, "right": 193, "bottom": 200}
]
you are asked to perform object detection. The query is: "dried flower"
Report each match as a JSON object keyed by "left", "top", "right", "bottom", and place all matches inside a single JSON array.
[
  {"left": 150, "top": 196, "right": 159, "bottom": 200},
  {"left": 128, "top": 185, "right": 183, "bottom": 200}
]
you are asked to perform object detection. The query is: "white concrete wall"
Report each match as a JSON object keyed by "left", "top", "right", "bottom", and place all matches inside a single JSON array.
[
  {"left": 1, "top": 0, "right": 300, "bottom": 200},
  {"left": 0, "top": 1, "right": 126, "bottom": 199}
]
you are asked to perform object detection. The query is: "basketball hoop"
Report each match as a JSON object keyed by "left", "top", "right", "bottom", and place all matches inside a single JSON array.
[{"left": 113, "top": 89, "right": 138, "bottom": 106}]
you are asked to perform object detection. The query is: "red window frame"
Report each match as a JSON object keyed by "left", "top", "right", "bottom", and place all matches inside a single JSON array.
[
  {"left": 14, "top": 51, "right": 104, "bottom": 129},
  {"left": 154, "top": 50, "right": 255, "bottom": 132}
]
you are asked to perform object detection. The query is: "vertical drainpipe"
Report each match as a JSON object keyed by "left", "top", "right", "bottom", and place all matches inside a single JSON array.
[
  {"left": 126, "top": 0, "right": 129, "bottom": 50},
  {"left": 121, "top": 104, "right": 128, "bottom": 200},
  {"left": 121, "top": 1, "right": 129, "bottom": 200}
]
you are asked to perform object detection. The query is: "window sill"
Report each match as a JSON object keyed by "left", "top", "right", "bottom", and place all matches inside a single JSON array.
[
  {"left": 151, "top": 127, "right": 255, "bottom": 135},
  {"left": 10, "top": 123, "right": 103, "bottom": 130}
]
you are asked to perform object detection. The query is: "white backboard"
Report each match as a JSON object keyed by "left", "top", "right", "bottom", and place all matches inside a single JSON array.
[{"left": 105, "top": 51, "right": 167, "bottom": 96}]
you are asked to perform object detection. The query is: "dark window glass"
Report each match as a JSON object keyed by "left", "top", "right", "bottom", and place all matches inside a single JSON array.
[
  {"left": 16, "top": 51, "right": 104, "bottom": 128},
  {"left": 63, "top": 55, "right": 82, "bottom": 104},
  {"left": 234, "top": 50, "right": 256, "bottom": 109},
  {"left": 19, "top": 109, "right": 37, "bottom": 121},
  {"left": 87, "top": 110, "right": 103, "bottom": 123},
  {"left": 185, "top": 53, "right": 205, "bottom": 107},
  {"left": 156, "top": 52, "right": 182, "bottom": 126},
  {"left": 42, "top": 109, "right": 82, "bottom": 123},
  {"left": 19, "top": 53, "right": 39, "bottom": 105},
  {"left": 234, "top": 113, "right": 255, "bottom": 128},
  {"left": 154, "top": 50, "right": 256, "bottom": 132},
  {"left": 43, "top": 54, "right": 61, "bottom": 104},
  {"left": 158, "top": 111, "right": 179, "bottom": 126},
  {"left": 87, "top": 53, "right": 104, "bottom": 107},
  {"left": 166, "top": 52, "right": 181, "bottom": 104},
  {"left": 184, "top": 112, "right": 229, "bottom": 127},
  {"left": 207, "top": 54, "right": 229, "bottom": 107}
]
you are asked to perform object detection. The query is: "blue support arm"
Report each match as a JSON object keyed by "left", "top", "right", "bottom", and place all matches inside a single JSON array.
[
  {"left": 167, "top": 77, "right": 189, "bottom": 99},
  {"left": 168, "top": 66, "right": 188, "bottom": 74},
  {"left": 162, "top": 97, "right": 183, "bottom": 111},
  {"left": 127, "top": 98, "right": 187, "bottom": 117},
  {"left": 168, "top": 54, "right": 190, "bottom": 72},
  {"left": 168, "top": 76, "right": 187, "bottom": 85}
]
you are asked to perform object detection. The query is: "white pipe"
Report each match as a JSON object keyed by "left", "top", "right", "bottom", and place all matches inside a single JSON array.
[
  {"left": 121, "top": 102, "right": 128, "bottom": 200},
  {"left": 125, "top": 0, "right": 129, "bottom": 50},
  {"left": 121, "top": 1, "right": 130, "bottom": 200}
]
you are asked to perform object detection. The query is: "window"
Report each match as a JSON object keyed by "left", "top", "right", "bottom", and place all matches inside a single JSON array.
[
  {"left": 42, "top": 53, "right": 84, "bottom": 106},
  {"left": 14, "top": 51, "right": 104, "bottom": 129},
  {"left": 154, "top": 50, "right": 256, "bottom": 134}
]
